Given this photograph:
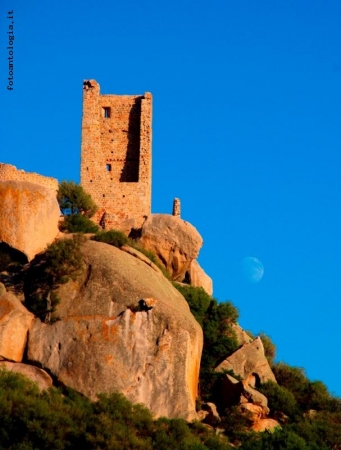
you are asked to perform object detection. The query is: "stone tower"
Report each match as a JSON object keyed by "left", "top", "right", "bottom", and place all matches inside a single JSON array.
[{"left": 80, "top": 80, "right": 152, "bottom": 231}]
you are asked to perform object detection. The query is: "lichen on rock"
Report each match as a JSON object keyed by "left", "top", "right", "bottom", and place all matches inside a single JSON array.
[
  {"left": 138, "top": 214, "right": 203, "bottom": 281},
  {"left": 27, "top": 240, "right": 203, "bottom": 420},
  {"left": 0, "top": 180, "right": 60, "bottom": 261}
]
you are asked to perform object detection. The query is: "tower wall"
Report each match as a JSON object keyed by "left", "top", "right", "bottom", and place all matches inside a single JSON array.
[{"left": 80, "top": 80, "right": 152, "bottom": 231}]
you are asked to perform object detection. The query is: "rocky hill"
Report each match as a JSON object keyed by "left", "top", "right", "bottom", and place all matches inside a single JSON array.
[{"left": 0, "top": 177, "right": 341, "bottom": 449}]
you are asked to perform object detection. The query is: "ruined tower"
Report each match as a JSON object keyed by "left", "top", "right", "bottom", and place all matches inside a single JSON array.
[{"left": 80, "top": 80, "right": 152, "bottom": 231}]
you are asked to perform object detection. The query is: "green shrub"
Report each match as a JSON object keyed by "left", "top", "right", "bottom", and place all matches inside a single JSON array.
[
  {"left": 92, "top": 229, "right": 129, "bottom": 248},
  {"left": 86, "top": 392, "right": 154, "bottom": 449},
  {"left": 259, "top": 381, "right": 298, "bottom": 420},
  {"left": 173, "top": 284, "right": 239, "bottom": 400},
  {"left": 44, "top": 235, "right": 85, "bottom": 285},
  {"left": 24, "top": 235, "right": 85, "bottom": 322},
  {"left": 219, "top": 405, "right": 251, "bottom": 445},
  {"left": 174, "top": 285, "right": 212, "bottom": 326},
  {"left": 271, "top": 363, "right": 337, "bottom": 414},
  {"left": 303, "top": 381, "right": 332, "bottom": 411},
  {"left": 58, "top": 180, "right": 98, "bottom": 218},
  {"left": 0, "top": 369, "right": 92, "bottom": 449},
  {"left": 272, "top": 363, "right": 310, "bottom": 409},
  {"left": 201, "top": 298, "right": 239, "bottom": 370},
  {"left": 152, "top": 417, "right": 230, "bottom": 450},
  {"left": 59, "top": 214, "right": 99, "bottom": 233},
  {"left": 240, "top": 428, "right": 309, "bottom": 450},
  {"left": 0, "top": 369, "right": 231, "bottom": 449},
  {"left": 272, "top": 363, "right": 308, "bottom": 392},
  {"left": 290, "top": 411, "right": 341, "bottom": 450},
  {"left": 1, "top": 366, "right": 341, "bottom": 449}
]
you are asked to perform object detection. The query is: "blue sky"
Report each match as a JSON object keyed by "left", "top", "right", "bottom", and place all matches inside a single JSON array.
[{"left": 2, "top": 1, "right": 341, "bottom": 396}]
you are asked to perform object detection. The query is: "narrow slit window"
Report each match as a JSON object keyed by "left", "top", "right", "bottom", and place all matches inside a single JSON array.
[
  {"left": 103, "top": 107, "right": 111, "bottom": 118},
  {"left": 106, "top": 164, "right": 112, "bottom": 172}
]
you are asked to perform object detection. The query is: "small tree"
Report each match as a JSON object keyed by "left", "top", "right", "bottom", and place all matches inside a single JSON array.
[{"left": 58, "top": 181, "right": 98, "bottom": 218}]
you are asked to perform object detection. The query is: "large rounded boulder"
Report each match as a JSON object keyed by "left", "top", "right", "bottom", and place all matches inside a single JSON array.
[
  {"left": 27, "top": 240, "right": 203, "bottom": 420},
  {"left": 216, "top": 337, "right": 276, "bottom": 385},
  {"left": 139, "top": 214, "right": 203, "bottom": 281},
  {"left": 0, "top": 180, "right": 60, "bottom": 261},
  {"left": 0, "top": 287, "right": 34, "bottom": 362}
]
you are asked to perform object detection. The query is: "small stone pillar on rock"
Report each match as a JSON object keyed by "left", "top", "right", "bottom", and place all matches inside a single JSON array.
[{"left": 172, "top": 198, "right": 181, "bottom": 217}]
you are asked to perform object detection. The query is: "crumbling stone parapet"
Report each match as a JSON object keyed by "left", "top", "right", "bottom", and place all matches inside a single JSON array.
[
  {"left": 172, "top": 198, "right": 181, "bottom": 217},
  {"left": 0, "top": 163, "right": 58, "bottom": 193}
]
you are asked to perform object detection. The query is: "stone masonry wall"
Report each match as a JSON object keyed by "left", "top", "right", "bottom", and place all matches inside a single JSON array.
[
  {"left": 172, "top": 198, "right": 181, "bottom": 217},
  {"left": 80, "top": 80, "right": 152, "bottom": 231},
  {"left": 0, "top": 163, "right": 58, "bottom": 193}
]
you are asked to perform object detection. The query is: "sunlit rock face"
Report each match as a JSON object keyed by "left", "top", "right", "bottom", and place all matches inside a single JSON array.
[
  {"left": 27, "top": 240, "right": 203, "bottom": 420},
  {"left": 230, "top": 323, "right": 253, "bottom": 347},
  {"left": 213, "top": 372, "right": 280, "bottom": 434},
  {"left": 138, "top": 214, "right": 203, "bottom": 281},
  {"left": 0, "top": 180, "right": 60, "bottom": 261},
  {"left": 213, "top": 337, "right": 278, "bottom": 433},
  {"left": 187, "top": 260, "right": 213, "bottom": 296},
  {"left": 216, "top": 337, "right": 276, "bottom": 384},
  {"left": 0, "top": 288, "right": 34, "bottom": 362}
]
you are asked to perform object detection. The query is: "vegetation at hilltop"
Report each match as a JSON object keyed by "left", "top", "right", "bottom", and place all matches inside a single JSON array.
[
  {"left": 92, "top": 229, "right": 129, "bottom": 247},
  {"left": 24, "top": 235, "right": 85, "bottom": 322},
  {"left": 59, "top": 213, "right": 100, "bottom": 233},
  {"left": 92, "top": 229, "right": 171, "bottom": 278},
  {"left": 58, "top": 180, "right": 99, "bottom": 233},
  {"left": 56, "top": 181, "right": 170, "bottom": 278},
  {"left": 58, "top": 180, "right": 98, "bottom": 218}
]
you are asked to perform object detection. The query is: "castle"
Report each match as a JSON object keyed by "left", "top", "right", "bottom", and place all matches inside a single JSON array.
[
  {"left": 0, "top": 80, "right": 154, "bottom": 232},
  {"left": 80, "top": 80, "right": 152, "bottom": 231}
]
